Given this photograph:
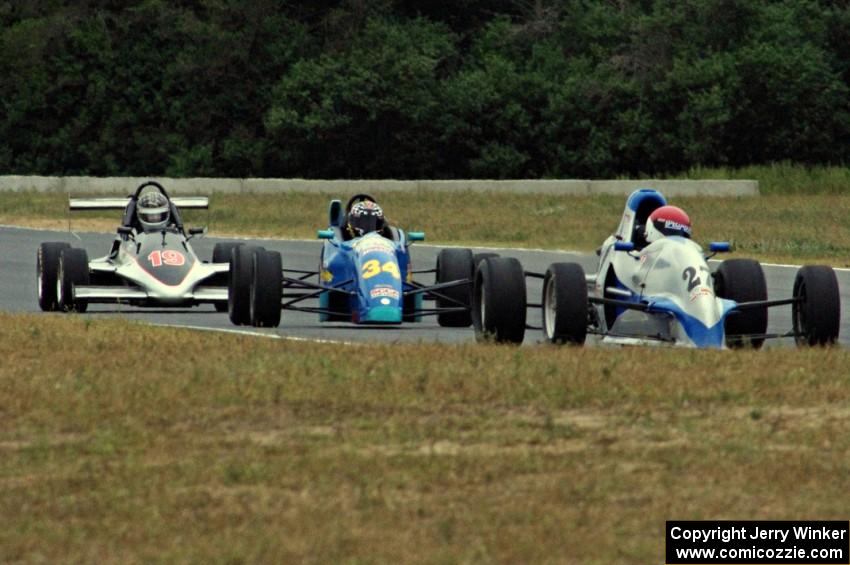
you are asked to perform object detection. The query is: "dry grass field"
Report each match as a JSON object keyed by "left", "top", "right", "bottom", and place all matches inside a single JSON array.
[
  {"left": 1, "top": 190, "right": 850, "bottom": 266},
  {"left": 2, "top": 313, "right": 849, "bottom": 563}
]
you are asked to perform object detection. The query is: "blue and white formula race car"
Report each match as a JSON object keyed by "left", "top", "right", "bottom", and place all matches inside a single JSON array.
[
  {"left": 227, "top": 194, "right": 528, "bottom": 342},
  {"left": 538, "top": 189, "right": 841, "bottom": 348}
]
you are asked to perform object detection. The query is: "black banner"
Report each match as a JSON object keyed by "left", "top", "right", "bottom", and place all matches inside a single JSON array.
[{"left": 666, "top": 521, "right": 849, "bottom": 564}]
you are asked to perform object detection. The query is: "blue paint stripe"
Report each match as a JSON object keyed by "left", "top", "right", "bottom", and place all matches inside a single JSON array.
[{"left": 647, "top": 298, "right": 737, "bottom": 348}]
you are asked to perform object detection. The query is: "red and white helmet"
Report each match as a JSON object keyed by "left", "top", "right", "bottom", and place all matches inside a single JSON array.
[{"left": 644, "top": 205, "right": 692, "bottom": 244}]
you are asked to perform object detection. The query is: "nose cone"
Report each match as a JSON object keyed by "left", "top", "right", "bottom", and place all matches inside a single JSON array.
[
  {"left": 639, "top": 239, "right": 731, "bottom": 348},
  {"left": 362, "top": 305, "right": 403, "bottom": 323},
  {"left": 352, "top": 234, "right": 403, "bottom": 324}
]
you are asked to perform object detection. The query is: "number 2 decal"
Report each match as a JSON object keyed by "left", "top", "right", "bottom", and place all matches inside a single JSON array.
[
  {"left": 682, "top": 266, "right": 701, "bottom": 291},
  {"left": 361, "top": 259, "right": 400, "bottom": 280},
  {"left": 148, "top": 250, "right": 186, "bottom": 267}
]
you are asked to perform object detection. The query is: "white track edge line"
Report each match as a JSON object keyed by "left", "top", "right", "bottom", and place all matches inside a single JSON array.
[{"left": 146, "top": 322, "right": 357, "bottom": 345}]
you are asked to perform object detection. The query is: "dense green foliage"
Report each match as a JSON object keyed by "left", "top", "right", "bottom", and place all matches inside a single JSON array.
[{"left": 1, "top": 0, "right": 848, "bottom": 178}]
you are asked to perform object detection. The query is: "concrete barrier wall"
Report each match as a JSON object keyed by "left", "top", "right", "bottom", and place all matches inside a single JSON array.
[{"left": 0, "top": 175, "right": 759, "bottom": 196}]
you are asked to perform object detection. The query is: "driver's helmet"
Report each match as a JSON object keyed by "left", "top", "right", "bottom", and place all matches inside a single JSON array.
[
  {"left": 347, "top": 200, "right": 385, "bottom": 237},
  {"left": 644, "top": 205, "right": 692, "bottom": 244},
  {"left": 136, "top": 191, "right": 171, "bottom": 232}
]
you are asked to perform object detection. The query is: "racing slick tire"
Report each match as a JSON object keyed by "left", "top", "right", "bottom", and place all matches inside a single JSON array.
[
  {"left": 250, "top": 248, "right": 283, "bottom": 328},
  {"left": 37, "top": 242, "right": 71, "bottom": 311},
  {"left": 714, "top": 259, "right": 768, "bottom": 349},
  {"left": 792, "top": 265, "right": 840, "bottom": 346},
  {"left": 473, "top": 257, "right": 526, "bottom": 344},
  {"left": 212, "top": 242, "right": 243, "bottom": 312},
  {"left": 57, "top": 248, "right": 90, "bottom": 313},
  {"left": 436, "top": 248, "right": 474, "bottom": 327},
  {"left": 473, "top": 253, "right": 499, "bottom": 268},
  {"left": 229, "top": 245, "right": 259, "bottom": 325},
  {"left": 542, "top": 262, "right": 588, "bottom": 345}
]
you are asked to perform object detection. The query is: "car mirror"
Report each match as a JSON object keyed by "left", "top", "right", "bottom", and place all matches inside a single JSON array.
[
  {"left": 189, "top": 227, "right": 205, "bottom": 236},
  {"left": 408, "top": 231, "right": 425, "bottom": 242},
  {"left": 317, "top": 229, "right": 335, "bottom": 240},
  {"left": 709, "top": 242, "right": 731, "bottom": 253},
  {"left": 117, "top": 226, "right": 132, "bottom": 236},
  {"left": 614, "top": 241, "right": 635, "bottom": 252}
]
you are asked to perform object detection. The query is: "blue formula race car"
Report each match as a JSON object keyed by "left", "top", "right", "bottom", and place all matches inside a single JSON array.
[{"left": 226, "top": 194, "right": 528, "bottom": 342}]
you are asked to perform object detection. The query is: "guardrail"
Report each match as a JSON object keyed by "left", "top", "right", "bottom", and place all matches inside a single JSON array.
[{"left": 0, "top": 176, "right": 759, "bottom": 196}]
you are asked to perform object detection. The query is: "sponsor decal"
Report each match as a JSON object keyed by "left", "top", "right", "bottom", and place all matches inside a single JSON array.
[
  {"left": 662, "top": 219, "right": 692, "bottom": 236},
  {"left": 689, "top": 286, "right": 714, "bottom": 302},
  {"left": 370, "top": 287, "right": 400, "bottom": 300},
  {"left": 320, "top": 269, "right": 333, "bottom": 283},
  {"left": 380, "top": 298, "right": 390, "bottom": 305},
  {"left": 357, "top": 244, "right": 395, "bottom": 257},
  {"left": 353, "top": 235, "right": 394, "bottom": 256}
]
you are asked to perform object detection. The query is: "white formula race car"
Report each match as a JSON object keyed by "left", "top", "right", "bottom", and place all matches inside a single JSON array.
[
  {"left": 538, "top": 189, "right": 840, "bottom": 348},
  {"left": 37, "top": 181, "right": 238, "bottom": 312}
]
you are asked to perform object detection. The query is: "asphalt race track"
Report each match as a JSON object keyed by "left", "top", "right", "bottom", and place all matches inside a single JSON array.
[{"left": 3, "top": 225, "right": 849, "bottom": 347}]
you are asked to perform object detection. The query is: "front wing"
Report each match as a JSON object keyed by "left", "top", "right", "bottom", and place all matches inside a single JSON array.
[
  {"left": 278, "top": 268, "right": 470, "bottom": 322},
  {"left": 75, "top": 259, "right": 229, "bottom": 306}
]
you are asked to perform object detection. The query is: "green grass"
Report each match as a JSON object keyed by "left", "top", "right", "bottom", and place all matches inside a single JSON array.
[
  {"left": 2, "top": 188, "right": 850, "bottom": 265},
  {"left": 2, "top": 313, "right": 850, "bottom": 563},
  {"left": 2, "top": 163, "right": 850, "bottom": 263},
  {"left": 671, "top": 162, "right": 850, "bottom": 195}
]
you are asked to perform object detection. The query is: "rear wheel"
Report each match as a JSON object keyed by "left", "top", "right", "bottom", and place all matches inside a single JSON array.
[
  {"left": 436, "top": 248, "right": 474, "bottom": 327},
  {"left": 212, "top": 242, "right": 243, "bottom": 312},
  {"left": 714, "top": 259, "right": 767, "bottom": 348},
  {"left": 472, "top": 257, "right": 526, "bottom": 344},
  {"left": 542, "top": 263, "right": 588, "bottom": 345},
  {"left": 37, "top": 242, "right": 71, "bottom": 311},
  {"left": 57, "top": 248, "right": 90, "bottom": 313},
  {"left": 792, "top": 265, "right": 840, "bottom": 346},
  {"left": 229, "top": 245, "right": 258, "bottom": 325},
  {"left": 250, "top": 249, "right": 283, "bottom": 328}
]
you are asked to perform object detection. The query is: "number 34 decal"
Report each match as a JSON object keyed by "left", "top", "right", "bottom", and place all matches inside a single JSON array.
[
  {"left": 148, "top": 250, "right": 186, "bottom": 267},
  {"left": 362, "top": 259, "right": 400, "bottom": 280}
]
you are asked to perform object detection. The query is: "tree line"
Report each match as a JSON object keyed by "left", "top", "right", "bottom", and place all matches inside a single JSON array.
[{"left": 1, "top": 0, "right": 848, "bottom": 179}]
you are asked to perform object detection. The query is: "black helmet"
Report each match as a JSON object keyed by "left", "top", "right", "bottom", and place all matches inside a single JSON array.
[{"left": 347, "top": 201, "right": 385, "bottom": 237}]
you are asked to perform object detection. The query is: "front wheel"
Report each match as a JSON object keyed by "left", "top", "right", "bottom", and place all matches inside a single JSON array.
[
  {"left": 57, "top": 248, "right": 90, "bottom": 313},
  {"left": 436, "top": 248, "right": 474, "bottom": 327},
  {"left": 250, "top": 248, "right": 283, "bottom": 328},
  {"left": 229, "top": 245, "right": 259, "bottom": 325},
  {"left": 542, "top": 263, "right": 588, "bottom": 345},
  {"left": 472, "top": 257, "right": 526, "bottom": 344},
  {"left": 792, "top": 265, "right": 840, "bottom": 346},
  {"left": 212, "top": 242, "right": 243, "bottom": 312},
  {"left": 714, "top": 259, "right": 767, "bottom": 348},
  {"left": 37, "top": 242, "right": 71, "bottom": 311}
]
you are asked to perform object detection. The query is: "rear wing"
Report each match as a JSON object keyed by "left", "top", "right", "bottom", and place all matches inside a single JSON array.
[{"left": 69, "top": 197, "right": 209, "bottom": 210}]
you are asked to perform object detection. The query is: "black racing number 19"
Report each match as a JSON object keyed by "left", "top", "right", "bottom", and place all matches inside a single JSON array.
[{"left": 682, "top": 267, "right": 701, "bottom": 291}]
